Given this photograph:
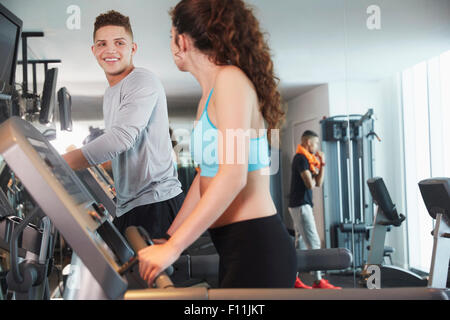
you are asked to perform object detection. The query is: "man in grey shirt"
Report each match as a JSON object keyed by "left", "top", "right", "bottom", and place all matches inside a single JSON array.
[{"left": 63, "top": 10, "right": 183, "bottom": 238}]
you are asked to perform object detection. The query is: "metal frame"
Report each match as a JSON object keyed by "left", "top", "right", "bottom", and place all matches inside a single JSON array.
[
  {"left": 123, "top": 287, "right": 447, "bottom": 300},
  {"left": 428, "top": 213, "right": 450, "bottom": 289},
  {"left": 321, "top": 113, "right": 375, "bottom": 269},
  {"left": 0, "top": 3, "right": 22, "bottom": 93}
]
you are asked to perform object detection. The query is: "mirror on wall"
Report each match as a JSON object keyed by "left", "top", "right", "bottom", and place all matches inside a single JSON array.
[
  {"left": 341, "top": 0, "right": 450, "bottom": 288},
  {"left": 278, "top": 1, "right": 355, "bottom": 288},
  {"left": 282, "top": 0, "right": 450, "bottom": 289}
]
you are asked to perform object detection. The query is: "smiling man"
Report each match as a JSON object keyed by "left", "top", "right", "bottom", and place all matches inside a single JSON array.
[{"left": 62, "top": 10, "right": 184, "bottom": 238}]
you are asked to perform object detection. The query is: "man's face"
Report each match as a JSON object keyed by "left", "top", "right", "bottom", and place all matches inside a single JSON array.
[
  {"left": 307, "top": 137, "right": 320, "bottom": 154},
  {"left": 92, "top": 25, "right": 136, "bottom": 76}
]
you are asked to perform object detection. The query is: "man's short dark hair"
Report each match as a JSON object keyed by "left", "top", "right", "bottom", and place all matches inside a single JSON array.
[
  {"left": 302, "top": 130, "right": 319, "bottom": 139},
  {"left": 94, "top": 10, "right": 133, "bottom": 41}
]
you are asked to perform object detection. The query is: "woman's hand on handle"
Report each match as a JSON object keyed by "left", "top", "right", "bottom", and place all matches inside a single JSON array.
[
  {"left": 137, "top": 241, "right": 180, "bottom": 287},
  {"left": 152, "top": 238, "right": 168, "bottom": 245}
]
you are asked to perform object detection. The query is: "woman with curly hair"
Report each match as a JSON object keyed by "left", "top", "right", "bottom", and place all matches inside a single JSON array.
[{"left": 138, "top": 0, "right": 297, "bottom": 288}]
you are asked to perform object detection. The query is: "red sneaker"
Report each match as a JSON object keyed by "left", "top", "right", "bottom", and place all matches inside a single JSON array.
[
  {"left": 294, "top": 277, "right": 313, "bottom": 289},
  {"left": 312, "top": 279, "right": 342, "bottom": 289}
]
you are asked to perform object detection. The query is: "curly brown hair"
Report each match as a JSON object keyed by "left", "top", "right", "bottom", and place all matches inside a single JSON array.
[
  {"left": 93, "top": 10, "right": 133, "bottom": 41},
  {"left": 170, "top": 0, "right": 284, "bottom": 143}
]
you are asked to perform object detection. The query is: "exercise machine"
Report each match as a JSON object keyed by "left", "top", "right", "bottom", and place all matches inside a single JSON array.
[
  {"left": 0, "top": 193, "right": 56, "bottom": 299},
  {"left": 418, "top": 177, "right": 450, "bottom": 289},
  {"left": 0, "top": 116, "right": 134, "bottom": 299},
  {"left": 0, "top": 3, "right": 21, "bottom": 125},
  {"left": 0, "top": 163, "right": 114, "bottom": 301},
  {"left": 0, "top": 164, "right": 57, "bottom": 300},
  {"left": 75, "top": 166, "right": 116, "bottom": 219},
  {"left": 360, "top": 177, "right": 427, "bottom": 287},
  {"left": 321, "top": 110, "right": 379, "bottom": 269},
  {"left": 4, "top": 211, "right": 55, "bottom": 300},
  {"left": 0, "top": 3, "right": 65, "bottom": 140}
]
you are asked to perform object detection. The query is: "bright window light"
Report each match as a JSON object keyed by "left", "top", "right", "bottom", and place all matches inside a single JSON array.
[
  {"left": 50, "top": 120, "right": 104, "bottom": 154},
  {"left": 402, "top": 49, "right": 450, "bottom": 273}
]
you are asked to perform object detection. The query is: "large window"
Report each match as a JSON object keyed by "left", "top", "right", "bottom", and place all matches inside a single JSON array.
[{"left": 401, "top": 50, "right": 450, "bottom": 272}]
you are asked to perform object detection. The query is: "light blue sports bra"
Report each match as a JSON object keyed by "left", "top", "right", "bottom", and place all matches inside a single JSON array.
[{"left": 190, "top": 89, "right": 270, "bottom": 177}]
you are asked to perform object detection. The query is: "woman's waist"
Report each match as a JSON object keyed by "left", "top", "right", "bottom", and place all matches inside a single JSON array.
[
  {"left": 196, "top": 161, "right": 270, "bottom": 177},
  {"left": 209, "top": 212, "right": 279, "bottom": 236},
  {"left": 209, "top": 202, "right": 276, "bottom": 230}
]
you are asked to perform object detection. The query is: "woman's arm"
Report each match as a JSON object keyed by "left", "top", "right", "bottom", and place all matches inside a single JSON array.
[
  {"left": 166, "top": 172, "right": 201, "bottom": 236},
  {"left": 138, "top": 67, "right": 253, "bottom": 285}
]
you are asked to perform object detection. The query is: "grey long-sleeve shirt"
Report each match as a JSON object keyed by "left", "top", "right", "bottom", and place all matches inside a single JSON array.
[{"left": 81, "top": 67, "right": 182, "bottom": 217}]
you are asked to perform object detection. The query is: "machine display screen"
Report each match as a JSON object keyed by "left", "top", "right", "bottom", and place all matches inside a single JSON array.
[
  {"left": 27, "top": 137, "right": 93, "bottom": 207},
  {"left": 0, "top": 13, "right": 19, "bottom": 85}
]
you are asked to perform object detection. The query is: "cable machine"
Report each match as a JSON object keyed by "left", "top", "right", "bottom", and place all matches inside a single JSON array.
[{"left": 321, "top": 109, "right": 380, "bottom": 269}]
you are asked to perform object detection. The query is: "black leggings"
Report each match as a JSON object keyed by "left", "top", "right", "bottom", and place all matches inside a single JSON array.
[{"left": 209, "top": 214, "right": 297, "bottom": 288}]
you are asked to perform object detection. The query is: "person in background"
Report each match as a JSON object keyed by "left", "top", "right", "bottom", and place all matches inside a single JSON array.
[
  {"left": 289, "top": 130, "right": 342, "bottom": 289},
  {"left": 169, "top": 127, "right": 180, "bottom": 171}
]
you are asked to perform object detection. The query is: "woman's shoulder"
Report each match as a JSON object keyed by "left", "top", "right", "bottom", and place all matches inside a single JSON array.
[{"left": 215, "top": 65, "right": 254, "bottom": 93}]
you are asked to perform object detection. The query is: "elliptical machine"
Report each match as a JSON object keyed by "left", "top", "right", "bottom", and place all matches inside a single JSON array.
[
  {"left": 418, "top": 177, "right": 450, "bottom": 289},
  {"left": 0, "top": 204, "right": 56, "bottom": 300},
  {"left": 0, "top": 166, "right": 56, "bottom": 300},
  {"left": 360, "top": 177, "right": 427, "bottom": 287}
]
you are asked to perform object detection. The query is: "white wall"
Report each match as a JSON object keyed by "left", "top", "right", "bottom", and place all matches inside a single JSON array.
[{"left": 328, "top": 81, "right": 380, "bottom": 116}]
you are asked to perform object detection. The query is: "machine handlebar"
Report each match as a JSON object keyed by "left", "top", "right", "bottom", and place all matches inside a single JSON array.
[{"left": 124, "top": 226, "right": 174, "bottom": 289}]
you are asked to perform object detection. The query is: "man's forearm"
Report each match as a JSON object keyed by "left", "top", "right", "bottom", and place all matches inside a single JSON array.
[
  {"left": 101, "top": 160, "right": 112, "bottom": 171},
  {"left": 62, "top": 148, "right": 91, "bottom": 171},
  {"left": 315, "top": 167, "right": 325, "bottom": 187}
]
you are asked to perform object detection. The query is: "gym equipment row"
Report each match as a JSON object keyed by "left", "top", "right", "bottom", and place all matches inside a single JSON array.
[{"left": 0, "top": 117, "right": 447, "bottom": 300}]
